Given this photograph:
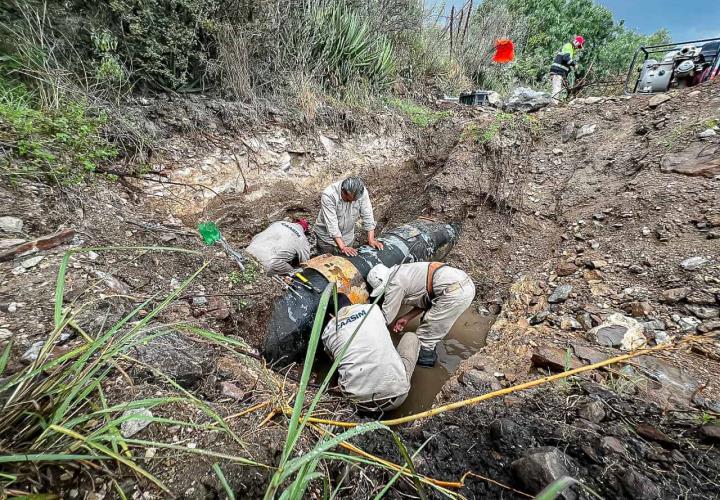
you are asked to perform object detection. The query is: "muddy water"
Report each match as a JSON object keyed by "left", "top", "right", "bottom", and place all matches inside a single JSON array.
[{"left": 388, "top": 309, "right": 495, "bottom": 417}]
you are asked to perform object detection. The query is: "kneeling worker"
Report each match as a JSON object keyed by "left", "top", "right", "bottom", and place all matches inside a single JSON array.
[
  {"left": 367, "top": 262, "right": 475, "bottom": 367},
  {"left": 322, "top": 302, "right": 419, "bottom": 411},
  {"left": 245, "top": 219, "right": 311, "bottom": 276}
]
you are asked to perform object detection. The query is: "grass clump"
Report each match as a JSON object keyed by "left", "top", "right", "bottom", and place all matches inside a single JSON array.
[
  {"left": 387, "top": 98, "right": 450, "bottom": 128},
  {"left": 0, "top": 80, "right": 117, "bottom": 184}
]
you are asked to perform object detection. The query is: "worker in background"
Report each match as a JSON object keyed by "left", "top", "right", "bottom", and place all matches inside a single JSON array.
[
  {"left": 550, "top": 35, "right": 585, "bottom": 104},
  {"left": 315, "top": 176, "right": 384, "bottom": 256},
  {"left": 367, "top": 262, "right": 475, "bottom": 367},
  {"left": 321, "top": 299, "right": 419, "bottom": 411},
  {"left": 245, "top": 219, "right": 311, "bottom": 276}
]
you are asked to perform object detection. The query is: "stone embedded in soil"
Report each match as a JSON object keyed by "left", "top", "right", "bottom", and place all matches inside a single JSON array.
[
  {"left": 601, "top": 436, "right": 627, "bottom": 456},
  {"left": 120, "top": 408, "right": 153, "bottom": 438},
  {"left": 636, "top": 423, "right": 677, "bottom": 448},
  {"left": 220, "top": 381, "right": 249, "bottom": 400},
  {"left": 622, "top": 301, "right": 653, "bottom": 318},
  {"left": 571, "top": 343, "right": 608, "bottom": 364},
  {"left": 0, "top": 238, "right": 25, "bottom": 249},
  {"left": 488, "top": 418, "right": 524, "bottom": 448},
  {"left": 698, "top": 319, "right": 720, "bottom": 333},
  {"left": 677, "top": 316, "right": 701, "bottom": 332},
  {"left": 590, "top": 313, "right": 646, "bottom": 350},
  {"left": 621, "top": 470, "right": 662, "bottom": 500},
  {"left": 661, "top": 287, "right": 690, "bottom": 303},
  {"left": 130, "top": 330, "right": 208, "bottom": 388},
  {"left": 578, "top": 400, "right": 605, "bottom": 423},
  {"left": 94, "top": 270, "right": 131, "bottom": 294},
  {"left": 556, "top": 261, "right": 578, "bottom": 277},
  {"left": 531, "top": 346, "right": 584, "bottom": 372},
  {"left": 548, "top": 284, "right": 572, "bottom": 303},
  {"left": 698, "top": 128, "right": 717, "bottom": 138},
  {"left": 510, "top": 447, "right": 577, "bottom": 498},
  {"left": 648, "top": 93, "right": 672, "bottom": 108},
  {"left": 20, "top": 340, "right": 44, "bottom": 363},
  {"left": 700, "top": 425, "right": 720, "bottom": 442},
  {"left": 680, "top": 256, "right": 709, "bottom": 271},
  {"left": 20, "top": 255, "right": 44, "bottom": 269},
  {"left": 0, "top": 216, "right": 23, "bottom": 233},
  {"left": 216, "top": 356, "right": 260, "bottom": 388},
  {"left": 560, "top": 316, "right": 582, "bottom": 331},
  {"left": 530, "top": 310, "right": 550, "bottom": 325},
  {"left": 575, "top": 124, "right": 597, "bottom": 140},
  {"left": 460, "top": 369, "right": 502, "bottom": 393},
  {"left": 685, "top": 305, "right": 719, "bottom": 320}
]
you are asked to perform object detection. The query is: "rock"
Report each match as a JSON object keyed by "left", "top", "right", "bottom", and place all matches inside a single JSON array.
[
  {"left": 644, "top": 319, "right": 665, "bottom": 332},
  {"left": 21, "top": 255, "right": 44, "bottom": 269},
  {"left": 531, "top": 346, "right": 584, "bottom": 372},
  {"left": 677, "top": 316, "right": 701, "bottom": 332},
  {"left": 486, "top": 91, "right": 503, "bottom": 107},
  {"left": 685, "top": 305, "right": 718, "bottom": 319},
  {"left": 680, "top": 256, "right": 709, "bottom": 271},
  {"left": 556, "top": 261, "right": 578, "bottom": 277},
  {"left": 220, "top": 381, "right": 250, "bottom": 400},
  {"left": 561, "top": 122, "right": 576, "bottom": 143},
  {"left": 216, "top": 357, "right": 261, "bottom": 389},
  {"left": 575, "top": 124, "right": 597, "bottom": 139},
  {"left": 560, "top": 316, "right": 582, "bottom": 330},
  {"left": 686, "top": 290, "right": 717, "bottom": 305},
  {"left": 206, "top": 296, "right": 231, "bottom": 320},
  {"left": 548, "top": 284, "right": 572, "bottom": 303},
  {"left": 621, "top": 470, "right": 662, "bottom": 500},
  {"left": 192, "top": 295, "right": 208, "bottom": 307},
  {"left": 636, "top": 423, "right": 676, "bottom": 447},
  {"left": 661, "top": 287, "right": 690, "bottom": 303},
  {"left": 130, "top": 330, "right": 209, "bottom": 388},
  {"left": 698, "top": 128, "right": 717, "bottom": 138},
  {"left": 601, "top": 436, "right": 627, "bottom": 456},
  {"left": 571, "top": 343, "right": 608, "bottom": 364},
  {"left": 654, "top": 330, "right": 671, "bottom": 344},
  {"left": 529, "top": 310, "right": 550, "bottom": 325},
  {"left": 460, "top": 369, "right": 502, "bottom": 392},
  {"left": 698, "top": 319, "right": 720, "bottom": 333},
  {"left": 578, "top": 400, "right": 605, "bottom": 423},
  {"left": 120, "top": 408, "right": 153, "bottom": 438},
  {"left": 510, "top": 447, "right": 576, "bottom": 497},
  {"left": 0, "top": 328, "right": 13, "bottom": 341},
  {"left": 21, "top": 341, "right": 44, "bottom": 363},
  {"left": 488, "top": 418, "right": 523, "bottom": 447},
  {"left": 94, "top": 271, "right": 131, "bottom": 295},
  {"left": 590, "top": 313, "right": 646, "bottom": 350},
  {"left": 0, "top": 216, "right": 23, "bottom": 233},
  {"left": 0, "top": 238, "right": 25, "bottom": 249},
  {"left": 700, "top": 425, "right": 720, "bottom": 442},
  {"left": 648, "top": 93, "right": 672, "bottom": 108},
  {"left": 628, "top": 264, "right": 644, "bottom": 274},
  {"left": 504, "top": 87, "right": 552, "bottom": 113},
  {"left": 622, "top": 301, "right": 653, "bottom": 318}
]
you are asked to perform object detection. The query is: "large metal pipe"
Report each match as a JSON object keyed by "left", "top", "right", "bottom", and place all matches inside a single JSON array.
[{"left": 263, "top": 219, "right": 461, "bottom": 365}]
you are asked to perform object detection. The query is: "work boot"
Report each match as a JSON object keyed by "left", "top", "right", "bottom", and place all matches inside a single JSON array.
[{"left": 417, "top": 347, "right": 437, "bottom": 367}]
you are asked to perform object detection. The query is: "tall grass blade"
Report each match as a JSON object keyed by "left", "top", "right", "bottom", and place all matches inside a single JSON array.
[
  {"left": 535, "top": 476, "right": 577, "bottom": 500},
  {"left": 0, "top": 339, "right": 12, "bottom": 375},
  {"left": 213, "top": 462, "right": 236, "bottom": 500}
]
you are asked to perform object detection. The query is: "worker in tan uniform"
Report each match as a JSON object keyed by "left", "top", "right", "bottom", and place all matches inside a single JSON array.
[
  {"left": 367, "top": 262, "right": 475, "bottom": 367},
  {"left": 321, "top": 300, "right": 420, "bottom": 411},
  {"left": 245, "top": 219, "right": 311, "bottom": 276},
  {"left": 314, "top": 177, "right": 384, "bottom": 256}
]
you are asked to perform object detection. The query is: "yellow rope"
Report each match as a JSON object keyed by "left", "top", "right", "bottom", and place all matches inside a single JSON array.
[{"left": 286, "top": 337, "right": 704, "bottom": 428}]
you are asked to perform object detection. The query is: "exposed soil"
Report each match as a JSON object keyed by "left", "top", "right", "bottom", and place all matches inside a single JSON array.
[{"left": 2, "top": 81, "right": 720, "bottom": 498}]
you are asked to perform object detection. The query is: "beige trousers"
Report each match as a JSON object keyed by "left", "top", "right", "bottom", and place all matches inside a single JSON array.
[
  {"left": 551, "top": 74, "right": 565, "bottom": 104},
  {"left": 416, "top": 279, "right": 475, "bottom": 350},
  {"left": 356, "top": 332, "right": 419, "bottom": 412}
]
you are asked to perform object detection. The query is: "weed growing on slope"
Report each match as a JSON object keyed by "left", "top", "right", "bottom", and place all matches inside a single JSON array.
[{"left": 387, "top": 98, "right": 450, "bottom": 128}]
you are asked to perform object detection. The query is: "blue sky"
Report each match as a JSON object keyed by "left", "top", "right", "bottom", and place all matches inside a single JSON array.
[
  {"left": 435, "top": 1, "right": 720, "bottom": 43},
  {"left": 598, "top": 0, "right": 720, "bottom": 42}
]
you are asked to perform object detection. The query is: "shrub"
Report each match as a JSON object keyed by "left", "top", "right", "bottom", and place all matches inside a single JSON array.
[{"left": 0, "top": 79, "right": 117, "bottom": 185}]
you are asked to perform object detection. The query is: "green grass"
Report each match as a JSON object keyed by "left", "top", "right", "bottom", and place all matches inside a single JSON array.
[
  {"left": 387, "top": 98, "right": 450, "bottom": 128},
  {"left": 0, "top": 78, "right": 117, "bottom": 185},
  {"left": 0, "top": 246, "right": 265, "bottom": 495}
]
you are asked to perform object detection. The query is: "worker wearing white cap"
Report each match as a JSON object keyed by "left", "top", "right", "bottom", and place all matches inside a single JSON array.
[{"left": 367, "top": 262, "right": 475, "bottom": 367}]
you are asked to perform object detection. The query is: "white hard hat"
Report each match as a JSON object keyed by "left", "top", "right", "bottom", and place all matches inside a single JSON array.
[{"left": 367, "top": 264, "right": 391, "bottom": 297}]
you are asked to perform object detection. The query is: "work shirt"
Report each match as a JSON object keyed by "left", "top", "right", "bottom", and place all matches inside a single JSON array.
[
  {"left": 322, "top": 304, "right": 409, "bottom": 404},
  {"left": 381, "top": 263, "right": 470, "bottom": 324},
  {"left": 245, "top": 221, "right": 311, "bottom": 276},
  {"left": 314, "top": 181, "right": 376, "bottom": 246},
  {"left": 551, "top": 42, "right": 576, "bottom": 77}
]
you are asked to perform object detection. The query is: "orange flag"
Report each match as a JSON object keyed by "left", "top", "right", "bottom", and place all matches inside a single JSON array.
[{"left": 493, "top": 38, "right": 515, "bottom": 63}]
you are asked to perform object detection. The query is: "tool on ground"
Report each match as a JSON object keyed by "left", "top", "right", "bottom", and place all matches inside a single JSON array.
[
  {"left": 272, "top": 275, "right": 302, "bottom": 299},
  {"left": 294, "top": 272, "right": 322, "bottom": 293},
  {"left": 198, "top": 221, "right": 245, "bottom": 270}
]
